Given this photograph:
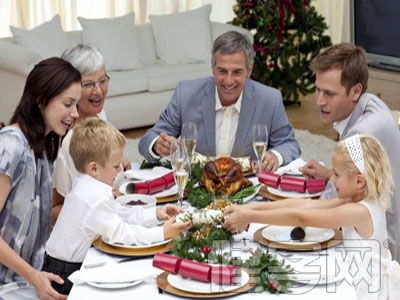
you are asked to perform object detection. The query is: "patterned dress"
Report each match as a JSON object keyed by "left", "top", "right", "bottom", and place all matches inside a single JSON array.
[{"left": 0, "top": 127, "right": 52, "bottom": 286}]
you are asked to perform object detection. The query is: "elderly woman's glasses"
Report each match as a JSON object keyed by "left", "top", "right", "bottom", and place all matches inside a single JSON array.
[{"left": 81, "top": 74, "right": 110, "bottom": 90}]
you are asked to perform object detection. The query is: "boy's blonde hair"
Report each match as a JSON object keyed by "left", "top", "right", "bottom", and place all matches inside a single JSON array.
[
  {"left": 70, "top": 117, "right": 126, "bottom": 173},
  {"left": 334, "top": 134, "right": 393, "bottom": 211}
]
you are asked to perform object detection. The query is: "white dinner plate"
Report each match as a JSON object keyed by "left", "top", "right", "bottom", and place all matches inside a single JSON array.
[
  {"left": 118, "top": 181, "right": 178, "bottom": 197},
  {"left": 101, "top": 236, "right": 172, "bottom": 249},
  {"left": 290, "top": 270, "right": 345, "bottom": 285},
  {"left": 87, "top": 280, "right": 142, "bottom": 289},
  {"left": 267, "top": 186, "right": 321, "bottom": 198},
  {"left": 262, "top": 226, "right": 335, "bottom": 246},
  {"left": 240, "top": 177, "right": 261, "bottom": 203},
  {"left": 167, "top": 270, "right": 249, "bottom": 294},
  {"left": 124, "top": 163, "right": 172, "bottom": 180}
]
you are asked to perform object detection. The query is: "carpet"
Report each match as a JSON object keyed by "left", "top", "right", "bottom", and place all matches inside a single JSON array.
[{"left": 124, "top": 129, "right": 336, "bottom": 168}]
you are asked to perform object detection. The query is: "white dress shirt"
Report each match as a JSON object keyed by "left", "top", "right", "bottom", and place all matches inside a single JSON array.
[
  {"left": 215, "top": 90, "right": 241, "bottom": 157},
  {"left": 46, "top": 173, "right": 163, "bottom": 262}
]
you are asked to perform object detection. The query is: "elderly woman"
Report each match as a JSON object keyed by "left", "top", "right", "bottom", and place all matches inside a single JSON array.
[{"left": 51, "top": 44, "right": 130, "bottom": 225}]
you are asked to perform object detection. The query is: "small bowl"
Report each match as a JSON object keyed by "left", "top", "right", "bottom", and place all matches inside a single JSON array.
[{"left": 116, "top": 194, "right": 156, "bottom": 208}]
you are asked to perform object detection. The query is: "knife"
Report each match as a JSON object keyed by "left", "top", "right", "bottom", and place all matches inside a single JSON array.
[{"left": 84, "top": 257, "right": 138, "bottom": 269}]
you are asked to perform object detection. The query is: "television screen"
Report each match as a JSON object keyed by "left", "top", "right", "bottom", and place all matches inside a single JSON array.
[{"left": 351, "top": 0, "right": 400, "bottom": 71}]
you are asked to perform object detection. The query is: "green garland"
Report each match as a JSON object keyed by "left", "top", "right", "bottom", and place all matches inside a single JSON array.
[{"left": 169, "top": 162, "right": 294, "bottom": 294}]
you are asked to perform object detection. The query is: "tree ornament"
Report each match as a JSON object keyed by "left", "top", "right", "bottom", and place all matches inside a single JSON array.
[
  {"left": 233, "top": 4, "right": 240, "bottom": 14},
  {"left": 229, "top": 0, "right": 332, "bottom": 103}
]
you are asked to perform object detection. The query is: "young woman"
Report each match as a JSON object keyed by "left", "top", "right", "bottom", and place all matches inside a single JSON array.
[
  {"left": 223, "top": 134, "right": 400, "bottom": 299},
  {"left": 0, "top": 57, "right": 80, "bottom": 299}
]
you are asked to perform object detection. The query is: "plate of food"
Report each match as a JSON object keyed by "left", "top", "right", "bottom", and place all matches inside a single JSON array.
[
  {"left": 261, "top": 226, "right": 335, "bottom": 246},
  {"left": 116, "top": 194, "right": 156, "bottom": 208},
  {"left": 166, "top": 269, "right": 249, "bottom": 294},
  {"left": 101, "top": 236, "right": 172, "bottom": 250},
  {"left": 267, "top": 186, "right": 322, "bottom": 198}
]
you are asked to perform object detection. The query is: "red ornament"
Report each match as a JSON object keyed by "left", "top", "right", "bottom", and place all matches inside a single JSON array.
[
  {"left": 268, "top": 280, "right": 279, "bottom": 290},
  {"left": 247, "top": 13, "right": 252, "bottom": 19},
  {"left": 243, "top": 1, "right": 254, "bottom": 8},
  {"left": 267, "top": 25, "right": 273, "bottom": 31},
  {"left": 269, "top": 63, "right": 275, "bottom": 68},
  {"left": 304, "top": 0, "right": 310, "bottom": 5},
  {"left": 202, "top": 246, "right": 211, "bottom": 254}
]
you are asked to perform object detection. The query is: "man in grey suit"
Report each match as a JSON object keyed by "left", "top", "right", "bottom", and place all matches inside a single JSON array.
[
  {"left": 139, "top": 31, "right": 300, "bottom": 172},
  {"left": 300, "top": 42, "right": 400, "bottom": 262}
]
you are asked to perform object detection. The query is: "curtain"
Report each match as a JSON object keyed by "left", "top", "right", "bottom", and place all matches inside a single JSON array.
[{"left": 0, "top": 0, "right": 347, "bottom": 41}]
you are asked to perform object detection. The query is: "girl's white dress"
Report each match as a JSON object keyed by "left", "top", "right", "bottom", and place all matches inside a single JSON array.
[{"left": 342, "top": 200, "right": 400, "bottom": 299}]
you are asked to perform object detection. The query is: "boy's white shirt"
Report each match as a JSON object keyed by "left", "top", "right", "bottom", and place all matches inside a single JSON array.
[{"left": 46, "top": 173, "right": 163, "bottom": 262}]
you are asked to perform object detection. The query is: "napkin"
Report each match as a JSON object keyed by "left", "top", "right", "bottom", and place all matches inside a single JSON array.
[
  {"left": 275, "top": 158, "right": 306, "bottom": 176},
  {"left": 124, "top": 166, "right": 172, "bottom": 180},
  {"left": 69, "top": 262, "right": 153, "bottom": 284}
]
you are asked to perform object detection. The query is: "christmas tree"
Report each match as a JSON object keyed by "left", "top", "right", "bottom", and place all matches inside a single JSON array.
[{"left": 230, "top": 0, "right": 332, "bottom": 103}]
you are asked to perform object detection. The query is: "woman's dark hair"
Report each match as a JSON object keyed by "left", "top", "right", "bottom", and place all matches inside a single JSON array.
[{"left": 10, "top": 57, "right": 81, "bottom": 162}]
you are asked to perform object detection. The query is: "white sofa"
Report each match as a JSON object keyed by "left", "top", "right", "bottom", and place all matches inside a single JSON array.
[{"left": 0, "top": 6, "right": 252, "bottom": 130}]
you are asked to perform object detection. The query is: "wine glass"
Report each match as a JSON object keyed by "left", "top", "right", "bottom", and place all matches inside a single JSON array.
[
  {"left": 181, "top": 122, "right": 197, "bottom": 174},
  {"left": 170, "top": 140, "right": 190, "bottom": 208},
  {"left": 252, "top": 124, "right": 268, "bottom": 176}
]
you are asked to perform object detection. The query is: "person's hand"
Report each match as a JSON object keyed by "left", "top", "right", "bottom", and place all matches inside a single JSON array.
[
  {"left": 156, "top": 204, "right": 184, "bottom": 221},
  {"left": 29, "top": 270, "right": 67, "bottom": 300},
  {"left": 153, "top": 132, "right": 177, "bottom": 157},
  {"left": 222, "top": 205, "right": 250, "bottom": 234},
  {"left": 163, "top": 218, "right": 192, "bottom": 239},
  {"left": 252, "top": 151, "right": 279, "bottom": 174},
  {"left": 121, "top": 159, "right": 131, "bottom": 171},
  {"left": 299, "top": 159, "right": 333, "bottom": 180}
]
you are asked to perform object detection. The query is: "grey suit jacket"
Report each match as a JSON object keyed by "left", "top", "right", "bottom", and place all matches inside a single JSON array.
[
  {"left": 139, "top": 76, "right": 300, "bottom": 164},
  {"left": 341, "top": 93, "right": 400, "bottom": 262}
]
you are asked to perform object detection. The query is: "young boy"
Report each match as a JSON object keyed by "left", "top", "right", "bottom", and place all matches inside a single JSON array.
[{"left": 43, "top": 117, "right": 191, "bottom": 295}]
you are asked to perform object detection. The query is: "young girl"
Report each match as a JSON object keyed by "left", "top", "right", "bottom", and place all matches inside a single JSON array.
[
  {"left": 0, "top": 57, "right": 81, "bottom": 299},
  {"left": 223, "top": 134, "right": 400, "bottom": 299}
]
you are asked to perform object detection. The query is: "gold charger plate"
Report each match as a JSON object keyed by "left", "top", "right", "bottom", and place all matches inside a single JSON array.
[
  {"left": 156, "top": 193, "right": 179, "bottom": 203},
  {"left": 254, "top": 226, "right": 342, "bottom": 251},
  {"left": 156, "top": 270, "right": 255, "bottom": 298},
  {"left": 93, "top": 237, "right": 173, "bottom": 256}
]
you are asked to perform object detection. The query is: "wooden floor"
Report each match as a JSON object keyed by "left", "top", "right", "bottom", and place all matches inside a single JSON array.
[{"left": 121, "top": 94, "right": 339, "bottom": 141}]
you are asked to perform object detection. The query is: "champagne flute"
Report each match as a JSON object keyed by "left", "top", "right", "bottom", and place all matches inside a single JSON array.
[
  {"left": 181, "top": 122, "right": 197, "bottom": 174},
  {"left": 252, "top": 124, "right": 268, "bottom": 176},
  {"left": 170, "top": 140, "right": 190, "bottom": 208}
]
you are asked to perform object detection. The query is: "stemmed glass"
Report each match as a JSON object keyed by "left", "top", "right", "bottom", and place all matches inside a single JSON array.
[
  {"left": 170, "top": 140, "right": 190, "bottom": 208},
  {"left": 181, "top": 122, "right": 197, "bottom": 174},
  {"left": 252, "top": 124, "right": 268, "bottom": 176}
]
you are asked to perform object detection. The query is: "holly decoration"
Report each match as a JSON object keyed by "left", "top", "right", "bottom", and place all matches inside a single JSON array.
[
  {"left": 229, "top": 0, "right": 332, "bottom": 103},
  {"left": 169, "top": 160, "right": 295, "bottom": 294}
]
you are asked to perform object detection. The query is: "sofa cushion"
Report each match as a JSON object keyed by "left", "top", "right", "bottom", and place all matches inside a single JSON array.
[
  {"left": 78, "top": 12, "right": 142, "bottom": 71},
  {"left": 10, "top": 15, "right": 68, "bottom": 59},
  {"left": 135, "top": 23, "right": 158, "bottom": 65},
  {"left": 107, "top": 69, "right": 149, "bottom": 97},
  {"left": 145, "top": 64, "right": 211, "bottom": 92},
  {"left": 149, "top": 4, "right": 212, "bottom": 65}
]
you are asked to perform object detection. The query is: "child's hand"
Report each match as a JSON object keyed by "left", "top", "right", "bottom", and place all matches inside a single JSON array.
[
  {"left": 163, "top": 218, "right": 192, "bottom": 239},
  {"left": 156, "top": 204, "right": 184, "bottom": 221}
]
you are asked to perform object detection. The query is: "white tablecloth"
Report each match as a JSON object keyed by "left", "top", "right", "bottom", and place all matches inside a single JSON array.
[{"left": 66, "top": 220, "right": 358, "bottom": 300}]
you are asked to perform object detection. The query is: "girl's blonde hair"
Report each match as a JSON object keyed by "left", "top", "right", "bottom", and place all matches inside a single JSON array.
[
  {"left": 334, "top": 134, "right": 393, "bottom": 211},
  {"left": 70, "top": 117, "right": 126, "bottom": 173}
]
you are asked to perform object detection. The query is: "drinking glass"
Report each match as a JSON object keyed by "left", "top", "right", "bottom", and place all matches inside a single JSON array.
[
  {"left": 170, "top": 140, "right": 190, "bottom": 208},
  {"left": 252, "top": 124, "right": 268, "bottom": 176},
  {"left": 181, "top": 122, "right": 197, "bottom": 174}
]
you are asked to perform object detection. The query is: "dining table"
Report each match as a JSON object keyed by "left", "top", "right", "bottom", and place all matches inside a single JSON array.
[
  {"left": 0, "top": 162, "right": 358, "bottom": 300},
  {"left": 66, "top": 183, "right": 358, "bottom": 300}
]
